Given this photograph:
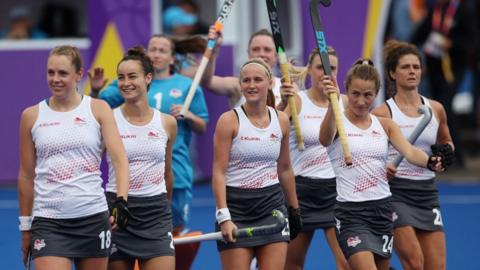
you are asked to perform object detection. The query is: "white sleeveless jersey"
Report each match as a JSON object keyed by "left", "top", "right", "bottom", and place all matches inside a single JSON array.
[
  {"left": 290, "top": 91, "right": 335, "bottom": 179},
  {"left": 106, "top": 109, "right": 168, "bottom": 196},
  {"left": 31, "top": 96, "right": 107, "bottom": 218},
  {"left": 226, "top": 107, "right": 282, "bottom": 188},
  {"left": 232, "top": 77, "right": 282, "bottom": 109},
  {"left": 328, "top": 114, "right": 391, "bottom": 202},
  {"left": 386, "top": 97, "right": 438, "bottom": 180}
]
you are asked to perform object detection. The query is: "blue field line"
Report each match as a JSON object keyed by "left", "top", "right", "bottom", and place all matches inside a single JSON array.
[{"left": 2, "top": 182, "right": 480, "bottom": 270}]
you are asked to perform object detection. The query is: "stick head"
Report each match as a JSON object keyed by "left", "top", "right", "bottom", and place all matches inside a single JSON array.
[
  {"left": 417, "top": 105, "right": 432, "bottom": 118},
  {"left": 25, "top": 250, "right": 31, "bottom": 270},
  {"left": 271, "top": 209, "right": 286, "bottom": 225},
  {"left": 417, "top": 105, "right": 433, "bottom": 124},
  {"left": 319, "top": 0, "right": 331, "bottom": 7},
  {"left": 234, "top": 209, "right": 287, "bottom": 239}
]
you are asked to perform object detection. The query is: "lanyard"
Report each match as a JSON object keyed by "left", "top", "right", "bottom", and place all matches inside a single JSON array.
[{"left": 432, "top": 0, "right": 459, "bottom": 34}]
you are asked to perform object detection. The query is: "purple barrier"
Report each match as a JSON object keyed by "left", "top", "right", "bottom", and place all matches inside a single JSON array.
[
  {"left": 0, "top": 49, "right": 89, "bottom": 184},
  {"left": 301, "top": 0, "right": 368, "bottom": 91}
]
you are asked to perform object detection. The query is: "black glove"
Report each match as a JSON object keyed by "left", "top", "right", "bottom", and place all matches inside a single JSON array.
[
  {"left": 431, "top": 144, "right": 455, "bottom": 168},
  {"left": 288, "top": 206, "right": 303, "bottom": 240},
  {"left": 426, "top": 155, "right": 440, "bottom": 171},
  {"left": 110, "top": 196, "right": 130, "bottom": 229}
]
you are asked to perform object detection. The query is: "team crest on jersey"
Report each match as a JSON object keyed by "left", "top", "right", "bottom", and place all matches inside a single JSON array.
[
  {"left": 169, "top": 88, "right": 182, "bottom": 98},
  {"left": 371, "top": 130, "right": 383, "bottom": 137},
  {"left": 74, "top": 116, "right": 88, "bottom": 126},
  {"left": 270, "top": 133, "right": 280, "bottom": 142},
  {"left": 347, "top": 236, "right": 362, "bottom": 247},
  {"left": 110, "top": 243, "right": 118, "bottom": 255},
  {"left": 392, "top": 211, "right": 398, "bottom": 222},
  {"left": 335, "top": 217, "right": 341, "bottom": 232},
  {"left": 33, "top": 239, "right": 46, "bottom": 251},
  {"left": 148, "top": 130, "right": 160, "bottom": 141}
]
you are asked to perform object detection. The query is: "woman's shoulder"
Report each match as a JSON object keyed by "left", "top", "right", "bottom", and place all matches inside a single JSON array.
[
  {"left": 21, "top": 104, "right": 39, "bottom": 120},
  {"left": 219, "top": 109, "right": 237, "bottom": 121},
  {"left": 159, "top": 112, "right": 177, "bottom": 135},
  {"left": 371, "top": 102, "right": 390, "bottom": 118}
]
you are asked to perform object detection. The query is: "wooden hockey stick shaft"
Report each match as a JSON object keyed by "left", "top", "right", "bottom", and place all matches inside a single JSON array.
[
  {"left": 309, "top": 0, "right": 352, "bottom": 165},
  {"left": 266, "top": 0, "right": 305, "bottom": 150},
  {"left": 180, "top": 0, "right": 235, "bottom": 116}
]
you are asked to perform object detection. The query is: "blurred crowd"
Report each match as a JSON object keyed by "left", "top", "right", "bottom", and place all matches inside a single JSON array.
[{"left": 0, "top": 3, "right": 81, "bottom": 39}]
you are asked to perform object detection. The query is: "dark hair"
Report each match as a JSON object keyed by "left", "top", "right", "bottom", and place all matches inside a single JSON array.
[
  {"left": 383, "top": 40, "right": 422, "bottom": 97},
  {"left": 117, "top": 46, "right": 154, "bottom": 89},
  {"left": 49, "top": 45, "right": 83, "bottom": 72},
  {"left": 345, "top": 58, "right": 381, "bottom": 93},
  {"left": 178, "top": 0, "right": 199, "bottom": 13},
  {"left": 148, "top": 34, "right": 206, "bottom": 74},
  {"left": 247, "top": 29, "right": 274, "bottom": 49}
]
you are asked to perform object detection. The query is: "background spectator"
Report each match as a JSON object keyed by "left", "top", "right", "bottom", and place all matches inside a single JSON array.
[
  {"left": 0, "top": 5, "right": 47, "bottom": 39},
  {"left": 411, "top": 0, "right": 477, "bottom": 167}
]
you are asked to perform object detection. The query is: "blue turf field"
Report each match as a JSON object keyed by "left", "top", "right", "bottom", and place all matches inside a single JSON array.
[{"left": 2, "top": 181, "right": 479, "bottom": 269}]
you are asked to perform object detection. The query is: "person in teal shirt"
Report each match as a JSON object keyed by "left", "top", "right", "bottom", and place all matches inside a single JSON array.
[{"left": 90, "top": 35, "right": 208, "bottom": 234}]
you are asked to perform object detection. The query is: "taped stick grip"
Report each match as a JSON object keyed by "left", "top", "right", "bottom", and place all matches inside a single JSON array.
[
  {"left": 279, "top": 55, "right": 304, "bottom": 150},
  {"left": 328, "top": 92, "right": 352, "bottom": 165}
]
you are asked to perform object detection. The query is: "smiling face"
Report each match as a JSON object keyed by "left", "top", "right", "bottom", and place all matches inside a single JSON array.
[
  {"left": 117, "top": 60, "right": 152, "bottom": 102},
  {"left": 239, "top": 63, "right": 273, "bottom": 105},
  {"left": 147, "top": 36, "right": 174, "bottom": 72},
  {"left": 47, "top": 54, "right": 82, "bottom": 97},
  {"left": 248, "top": 35, "right": 277, "bottom": 68},
  {"left": 346, "top": 78, "right": 377, "bottom": 116},
  {"left": 390, "top": 54, "right": 422, "bottom": 92}
]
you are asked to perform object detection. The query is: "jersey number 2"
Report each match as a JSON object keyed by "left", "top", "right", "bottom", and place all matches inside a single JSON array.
[{"left": 432, "top": 208, "right": 443, "bottom": 226}]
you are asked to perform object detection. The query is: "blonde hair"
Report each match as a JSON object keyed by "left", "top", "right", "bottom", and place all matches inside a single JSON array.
[
  {"left": 239, "top": 58, "right": 275, "bottom": 107},
  {"left": 289, "top": 46, "right": 337, "bottom": 89},
  {"left": 49, "top": 45, "right": 83, "bottom": 72}
]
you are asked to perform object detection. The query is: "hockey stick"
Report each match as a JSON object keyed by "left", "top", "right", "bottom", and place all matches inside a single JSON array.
[
  {"left": 266, "top": 0, "right": 305, "bottom": 151},
  {"left": 392, "top": 105, "right": 432, "bottom": 167},
  {"left": 25, "top": 250, "right": 31, "bottom": 270},
  {"left": 173, "top": 209, "right": 286, "bottom": 245},
  {"left": 179, "top": 0, "right": 235, "bottom": 116},
  {"left": 309, "top": 0, "right": 352, "bottom": 165}
]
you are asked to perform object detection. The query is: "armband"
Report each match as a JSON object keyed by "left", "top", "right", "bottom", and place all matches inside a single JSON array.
[
  {"left": 215, "top": 208, "right": 231, "bottom": 224},
  {"left": 19, "top": 216, "right": 33, "bottom": 231}
]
